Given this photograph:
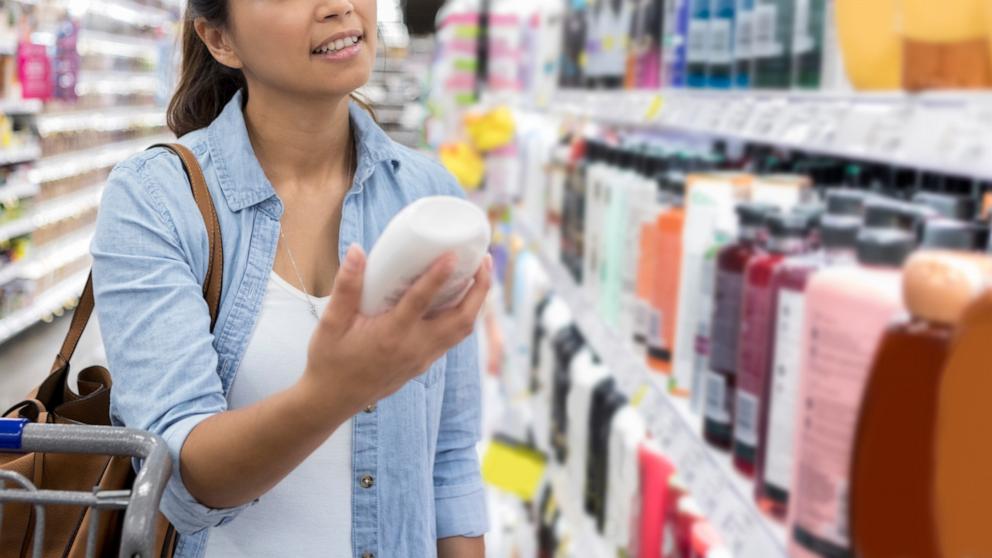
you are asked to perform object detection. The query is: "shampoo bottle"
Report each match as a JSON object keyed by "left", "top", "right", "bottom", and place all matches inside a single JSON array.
[
  {"left": 788, "top": 227, "right": 915, "bottom": 558},
  {"left": 361, "top": 196, "right": 491, "bottom": 315}
]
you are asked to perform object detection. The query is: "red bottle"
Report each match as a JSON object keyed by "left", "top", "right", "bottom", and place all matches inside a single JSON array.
[
  {"left": 733, "top": 212, "right": 811, "bottom": 477},
  {"left": 703, "top": 203, "right": 770, "bottom": 450},
  {"left": 753, "top": 195, "right": 865, "bottom": 520}
]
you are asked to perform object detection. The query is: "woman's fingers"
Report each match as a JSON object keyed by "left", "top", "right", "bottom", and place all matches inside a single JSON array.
[
  {"left": 433, "top": 256, "right": 493, "bottom": 345},
  {"left": 393, "top": 253, "right": 456, "bottom": 323},
  {"left": 321, "top": 244, "right": 366, "bottom": 333}
]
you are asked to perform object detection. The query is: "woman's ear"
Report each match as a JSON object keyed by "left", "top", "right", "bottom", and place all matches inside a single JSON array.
[{"left": 194, "top": 17, "right": 244, "bottom": 70}]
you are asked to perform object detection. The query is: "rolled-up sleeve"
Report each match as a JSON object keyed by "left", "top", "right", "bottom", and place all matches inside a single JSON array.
[
  {"left": 433, "top": 332, "right": 489, "bottom": 539},
  {"left": 91, "top": 160, "right": 250, "bottom": 535}
]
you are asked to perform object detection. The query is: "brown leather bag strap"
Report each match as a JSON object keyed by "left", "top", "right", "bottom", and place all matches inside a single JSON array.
[{"left": 49, "top": 144, "right": 224, "bottom": 374}]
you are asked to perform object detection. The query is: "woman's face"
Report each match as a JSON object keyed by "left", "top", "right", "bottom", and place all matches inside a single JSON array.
[{"left": 211, "top": 0, "right": 377, "bottom": 99}]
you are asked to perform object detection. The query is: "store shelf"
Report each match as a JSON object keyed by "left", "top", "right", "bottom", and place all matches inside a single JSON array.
[
  {"left": 67, "top": 0, "right": 173, "bottom": 28},
  {"left": 0, "top": 227, "right": 93, "bottom": 285},
  {"left": 29, "top": 133, "right": 173, "bottom": 184},
  {"left": 76, "top": 71, "right": 160, "bottom": 96},
  {"left": 0, "top": 143, "right": 42, "bottom": 167},
  {"left": 514, "top": 217, "right": 788, "bottom": 558},
  {"left": 77, "top": 30, "right": 160, "bottom": 60},
  {"left": 0, "top": 271, "right": 88, "bottom": 345},
  {"left": 548, "top": 89, "right": 992, "bottom": 180},
  {"left": 37, "top": 106, "right": 165, "bottom": 136},
  {"left": 0, "top": 184, "right": 104, "bottom": 243},
  {"left": 0, "top": 98, "right": 43, "bottom": 115},
  {"left": 0, "top": 179, "right": 40, "bottom": 201}
]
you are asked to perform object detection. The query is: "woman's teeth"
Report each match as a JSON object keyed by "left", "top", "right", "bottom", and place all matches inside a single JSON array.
[{"left": 313, "top": 36, "right": 360, "bottom": 54}]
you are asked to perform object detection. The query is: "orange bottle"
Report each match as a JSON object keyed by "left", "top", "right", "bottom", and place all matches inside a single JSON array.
[
  {"left": 934, "top": 287, "right": 992, "bottom": 557},
  {"left": 647, "top": 172, "right": 686, "bottom": 376},
  {"left": 850, "top": 251, "right": 992, "bottom": 558}
]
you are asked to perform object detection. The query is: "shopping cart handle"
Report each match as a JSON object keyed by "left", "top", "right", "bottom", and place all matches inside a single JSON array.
[
  {"left": 0, "top": 418, "right": 29, "bottom": 450},
  {"left": 1, "top": 421, "right": 172, "bottom": 558}
]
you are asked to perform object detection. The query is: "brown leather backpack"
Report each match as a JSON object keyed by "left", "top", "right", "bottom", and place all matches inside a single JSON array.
[{"left": 0, "top": 144, "right": 222, "bottom": 557}]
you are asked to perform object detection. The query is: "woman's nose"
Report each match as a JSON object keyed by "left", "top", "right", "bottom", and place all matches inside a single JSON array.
[{"left": 315, "top": 0, "right": 354, "bottom": 21}]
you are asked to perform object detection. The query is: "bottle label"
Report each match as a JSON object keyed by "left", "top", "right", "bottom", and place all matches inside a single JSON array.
[
  {"left": 754, "top": 3, "right": 781, "bottom": 58},
  {"left": 764, "top": 289, "right": 805, "bottom": 492},
  {"left": 734, "top": 10, "right": 754, "bottom": 60},
  {"left": 704, "top": 371, "right": 731, "bottom": 424},
  {"left": 687, "top": 19, "right": 711, "bottom": 63},
  {"left": 792, "top": 0, "right": 813, "bottom": 54},
  {"left": 648, "top": 308, "right": 664, "bottom": 346},
  {"left": 709, "top": 18, "right": 734, "bottom": 65},
  {"left": 792, "top": 276, "right": 900, "bottom": 550},
  {"left": 708, "top": 268, "right": 745, "bottom": 373},
  {"left": 734, "top": 391, "right": 760, "bottom": 447}
]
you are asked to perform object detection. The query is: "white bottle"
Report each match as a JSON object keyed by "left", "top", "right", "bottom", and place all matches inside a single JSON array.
[{"left": 361, "top": 196, "right": 491, "bottom": 316}]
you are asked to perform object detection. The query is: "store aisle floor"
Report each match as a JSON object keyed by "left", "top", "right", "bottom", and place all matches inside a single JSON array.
[{"left": 0, "top": 314, "right": 105, "bottom": 411}]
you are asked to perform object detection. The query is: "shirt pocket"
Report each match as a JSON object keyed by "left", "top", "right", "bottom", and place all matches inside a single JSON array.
[{"left": 413, "top": 355, "right": 446, "bottom": 387}]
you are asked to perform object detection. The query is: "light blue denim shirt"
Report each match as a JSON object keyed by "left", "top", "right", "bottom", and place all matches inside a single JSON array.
[{"left": 90, "top": 90, "right": 488, "bottom": 558}]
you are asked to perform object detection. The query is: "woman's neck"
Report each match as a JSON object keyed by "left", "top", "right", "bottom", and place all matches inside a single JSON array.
[{"left": 243, "top": 86, "right": 354, "bottom": 196}]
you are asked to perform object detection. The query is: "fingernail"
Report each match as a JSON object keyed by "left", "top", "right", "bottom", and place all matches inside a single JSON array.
[{"left": 343, "top": 244, "right": 361, "bottom": 272}]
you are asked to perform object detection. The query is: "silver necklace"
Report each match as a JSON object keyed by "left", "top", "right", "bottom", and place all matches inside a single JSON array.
[
  {"left": 278, "top": 134, "right": 355, "bottom": 320},
  {"left": 280, "top": 229, "right": 321, "bottom": 320}
]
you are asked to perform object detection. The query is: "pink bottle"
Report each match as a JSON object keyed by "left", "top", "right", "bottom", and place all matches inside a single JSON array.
[
  {"left": 754, "top": 215, "right": 860, "bottom": 520},
  {"left": 732, "top": 212, "right": 811, "bottom": 478},
  {"left": 788, "top": 226, "right": 915, "bottom": 558}
]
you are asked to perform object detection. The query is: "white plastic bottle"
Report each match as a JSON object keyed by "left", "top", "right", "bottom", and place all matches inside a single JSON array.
[{"left": 361, "top": 196, "right": 491, "bottom": 316}]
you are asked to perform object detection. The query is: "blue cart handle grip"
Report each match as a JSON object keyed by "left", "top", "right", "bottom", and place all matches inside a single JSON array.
[{"left": 0, "top": 418, "right": 29, "bottom": 450}]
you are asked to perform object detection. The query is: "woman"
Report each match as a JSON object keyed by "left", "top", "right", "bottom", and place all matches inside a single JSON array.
[{"left": 90, "top": 0, "right": 491, "bottom": 556}]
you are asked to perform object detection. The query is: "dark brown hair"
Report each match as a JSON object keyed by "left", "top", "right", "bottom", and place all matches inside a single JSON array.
[{"left": 167, "top": 0, "right": 376, "bottom": 137}]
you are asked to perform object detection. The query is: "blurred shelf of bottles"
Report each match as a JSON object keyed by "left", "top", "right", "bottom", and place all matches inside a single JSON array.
[
  {"left": 426, "top": 0, "right": 992, "bottom": 176},
  {"left": 0, "top": 0, "right": 178, "bottom": 343},
  {"left": 476, "top": 103, "right": 992, "bottom": 557}
]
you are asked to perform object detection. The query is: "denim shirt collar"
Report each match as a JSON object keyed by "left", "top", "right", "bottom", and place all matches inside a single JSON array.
[{"left": 206, "top": 89, "right": 400, "bottom": 214}]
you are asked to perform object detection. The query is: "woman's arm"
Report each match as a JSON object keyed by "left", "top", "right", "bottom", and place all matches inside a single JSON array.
[{"left": 438, "top": 536, "right": 485, "bottom": 558}]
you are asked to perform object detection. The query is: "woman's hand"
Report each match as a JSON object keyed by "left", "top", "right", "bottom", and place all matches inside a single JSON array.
[{"left": 301, "top": 243, "right": 493, "bottom": 416}]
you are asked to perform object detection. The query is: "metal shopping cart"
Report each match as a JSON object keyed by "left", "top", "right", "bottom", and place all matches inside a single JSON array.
[{"left": 0, "top": 418, "right": 172, "bottom": 558}]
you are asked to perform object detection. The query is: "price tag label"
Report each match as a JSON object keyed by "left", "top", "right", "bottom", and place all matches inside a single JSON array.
[
  {"left": 807, "top": 101, "right": 851, "bottom": 148},
  {"left": 864, "top": 105, "right": 911, "bottom": 160},
  {"left": 717, "top": 99, "right": 754, "bottom": 134},
  {"left": 743, "top": 99, "right": 784, "bottom": 139},
  {"left": 644, "top": 94, "right": 665, "bottom": 122},
  {"left": 775, "top": 103, "right": 815, "bottom": 146},
  {"left": 697, "top": 99, "right": 723, "bottom": 131}
]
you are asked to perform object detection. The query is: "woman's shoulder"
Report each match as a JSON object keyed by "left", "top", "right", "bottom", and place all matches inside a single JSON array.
[
  {"left": 100, "top": 130, "right": 213, "bottom": 227},
  {"left": 387, "top": 141, "right": 465, "bottom": 199}
]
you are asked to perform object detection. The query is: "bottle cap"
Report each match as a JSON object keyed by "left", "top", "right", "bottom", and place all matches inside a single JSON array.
[
  {"left": 913, "top": 192, "right": 978, "bottom": 221},
  {"left": 922, "top": 219, "right": 984, "bottom": 251},
  {"left": 821, "top": 215, "right": 861, "bottom": 250},
  {"left": 736, "top": 202, "right": 775, "bottom": 228},
  {"left": 863, "top": 199, "right": 935, "bottom": 232},
  {"left": 766, "top": 211, "right": 812, "bottom": 239},
  {"left": 857, "top": 228, "right": 916, "bottom": 267},
  {"left": 903, "top": 251, "right": 992, "bottom": 324},
  {"left": 826, "top": 189, "right": 871, "bottom": 217}
]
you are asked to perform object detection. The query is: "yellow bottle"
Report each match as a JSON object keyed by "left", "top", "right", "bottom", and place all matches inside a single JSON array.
[{"left": 836, "top": 0, "right": 903, "bottom": 90}]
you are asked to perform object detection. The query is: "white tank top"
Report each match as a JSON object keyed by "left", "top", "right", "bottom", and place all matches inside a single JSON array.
[{"left": 205, "top": 272, "right": 353, "bottom": 557}]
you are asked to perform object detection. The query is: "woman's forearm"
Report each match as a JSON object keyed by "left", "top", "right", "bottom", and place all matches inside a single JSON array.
[
  {"left": 179, "top": 375, "right": 361, "bottom": 509},
  {"left": 438, "top": 536, "right": 485, "bottom": 558}
]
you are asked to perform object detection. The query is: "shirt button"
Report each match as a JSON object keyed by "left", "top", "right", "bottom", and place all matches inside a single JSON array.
[
  {"left": 362, "top": 553, "right": 375, "bottom": 558},
  {"left": 364, "top": 403, "right": 377, "bottom": 413},
  {"left": 360, "top": 474, "right": 375, "bottom": 489}
]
